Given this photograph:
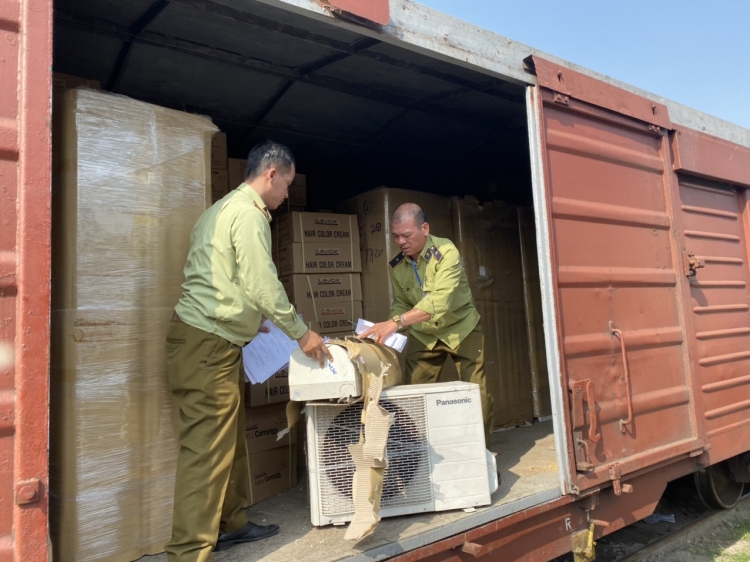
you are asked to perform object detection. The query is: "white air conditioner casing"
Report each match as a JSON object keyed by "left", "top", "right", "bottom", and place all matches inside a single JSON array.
[
  {"left": 306, "top": 381, "right": 497, "bottom": 526},
  {"left": 289, "top": 345, "right": 362, "bottom": 402}
]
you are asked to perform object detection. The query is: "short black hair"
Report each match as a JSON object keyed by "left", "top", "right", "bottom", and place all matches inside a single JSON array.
[{"left": 244, "top": 140, "right": 296, "bottom": 180}]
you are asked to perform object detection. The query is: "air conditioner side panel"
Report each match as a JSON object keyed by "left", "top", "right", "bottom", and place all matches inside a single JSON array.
[{"left": 425, "top": 385, "right": 492, "bottom": 510}]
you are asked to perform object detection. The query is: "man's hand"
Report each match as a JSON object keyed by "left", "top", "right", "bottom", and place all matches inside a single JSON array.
[
  {"left": 258, "top": 316, "right": 271, "bottom": 334},
  {"left": 297, "top": 330, "right": 334, "bottom": 368},
  {"left": 359, "top": 320, "right": 398, "bottom": 345}
]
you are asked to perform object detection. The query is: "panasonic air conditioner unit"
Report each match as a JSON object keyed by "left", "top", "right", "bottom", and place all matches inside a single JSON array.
[{"left": 306, "top": 381, "right": 498, "bottom": 526}]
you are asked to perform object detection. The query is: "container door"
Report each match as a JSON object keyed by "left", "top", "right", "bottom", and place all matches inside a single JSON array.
[
  {"left": 0, "top": 0, "right": 52, "bottom": 559},
  {"left": 677, "top": 178, "right": 750, "bottom": 460},
  {"left": 526, "top": 56, "right": 702, "bottom": 494}
]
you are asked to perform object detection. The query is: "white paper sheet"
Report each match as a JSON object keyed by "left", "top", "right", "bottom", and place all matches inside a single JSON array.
[
  {"left": 355, "top": 318, "right": 407, "bottom": 352},
  {"left": 242, "top": 320, "right": 299, "bottom": 384}
]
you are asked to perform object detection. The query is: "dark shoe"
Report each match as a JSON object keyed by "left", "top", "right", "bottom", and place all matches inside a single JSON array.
[{"left": 214, "top": 521, "right": 280, "bottom": 552}]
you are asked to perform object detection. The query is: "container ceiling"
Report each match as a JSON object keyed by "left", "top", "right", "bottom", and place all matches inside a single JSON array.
[{"left": 53, "top": 0, "right": 532, "bottom": 205}]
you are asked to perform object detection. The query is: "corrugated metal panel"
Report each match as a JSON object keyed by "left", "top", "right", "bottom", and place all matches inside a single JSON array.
[
  {"left": 0, "top": 0, "right": 52, "bottom": 559},
  {"left": 532, "top": 86, "right": 701, "bottom": 493},
  {"left": 677, "top": 178, "right": 750, "bottom": 462},
  {"left": 672, "top": 128, "right": 750, "bottom": 188}
]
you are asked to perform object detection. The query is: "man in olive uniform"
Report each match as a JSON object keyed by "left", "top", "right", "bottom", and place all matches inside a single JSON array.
[
  {"left": 166, "top": 140, "right": 332, "bottom": 561},
  {"left": 360, "top": 203, "right": 494, "bottom": 448}
]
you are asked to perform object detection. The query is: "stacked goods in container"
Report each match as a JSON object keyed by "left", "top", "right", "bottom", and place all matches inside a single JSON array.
[
  {"left": 450, "top": 196, "right": 534, "bottom": 428},
  {"left": 210, "top": 132, "right": 229, "bottom": 204},
  {"left": 273, "top": 211, "right": 363, "bottom": 333},
  {"left": 227, "top": 157, "right": 246, "bottom": 192},
  {"left": 50, "top": 89, "right": 215, "bottom": 561},
  {"left": 517, "top": 207, "right": 552, "bottom": 420},
  {"left": 243, "top": 402, "right": 298, "bottom": 506}
]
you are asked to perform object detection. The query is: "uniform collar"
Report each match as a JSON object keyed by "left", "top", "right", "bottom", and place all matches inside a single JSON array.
[
  {"left": 238, "top": 183, "right": 272, "bottom": 223},
  {"left": 415, "top": 235, "right": 434, "bottom": 263}
]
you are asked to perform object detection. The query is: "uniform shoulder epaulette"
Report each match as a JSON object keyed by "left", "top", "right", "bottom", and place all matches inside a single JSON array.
[
  {"left": 389, "top": 252, "right": 405, "bottom": 268},
  {"left": 429, "top": 245, "right": 443, "bottom": 262}
]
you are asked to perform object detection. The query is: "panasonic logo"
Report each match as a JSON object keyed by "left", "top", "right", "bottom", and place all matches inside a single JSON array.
[{"left": 436, "top": 397, "right": 472, "bottom": 406}]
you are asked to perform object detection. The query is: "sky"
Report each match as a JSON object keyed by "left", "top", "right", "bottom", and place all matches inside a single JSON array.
[{"left": 417, "top": 0, "right": 750, "bottom": 131}]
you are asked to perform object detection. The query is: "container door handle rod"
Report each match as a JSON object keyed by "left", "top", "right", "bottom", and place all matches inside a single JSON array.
[{"left": 610, "top": 322, "right": 634, "bottom": 433}]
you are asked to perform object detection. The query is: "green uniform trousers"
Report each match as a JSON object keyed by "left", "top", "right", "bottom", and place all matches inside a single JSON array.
[
  {"left": 405, "top": 322, "right": 494, "bottom": 448},
  {"left": 165, "top": 320, "right": 249, "bottom": 562}
]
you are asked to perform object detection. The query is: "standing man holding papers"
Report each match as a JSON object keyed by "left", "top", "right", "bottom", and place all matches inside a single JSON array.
[
  {"left": 165, "top": 140, "right": 332, "bottom": 561},
  {"left": 360, "top": 203, "right": 494, "bottom": 448}
]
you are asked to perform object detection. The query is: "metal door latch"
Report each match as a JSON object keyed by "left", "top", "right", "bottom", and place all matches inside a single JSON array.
[
  {"left": 609, "top": 464, "right": 633, "bottom": 496},
  {"left": 684, "top": 251, "right": 705, "bottom": 277}
]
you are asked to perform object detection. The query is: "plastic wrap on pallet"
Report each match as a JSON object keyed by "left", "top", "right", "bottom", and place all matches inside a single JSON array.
[
  {"left": 450, "top": 197, "right": 533, "bottom": 428},
  {"left": 50, "top": 88, "right": 216, "bottom": 562},
  {"left": 518, "top": 207, "right": 553, "bottom": 420}
]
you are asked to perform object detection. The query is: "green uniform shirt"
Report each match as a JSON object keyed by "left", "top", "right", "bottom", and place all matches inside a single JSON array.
[
  {"left": 388, "top": 234, "right": 480, "bottom": 350},
  {"left": 175, "top": 183, "right": 308, "bottom": 346}
]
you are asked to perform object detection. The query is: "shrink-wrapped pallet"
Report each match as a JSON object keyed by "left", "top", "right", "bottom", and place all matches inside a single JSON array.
[
  {"left": 50, "top": 88, "right": 215, "bottom": 561},
  {"left": 450, "top": 197, "right": 534, "bottom": 428}
]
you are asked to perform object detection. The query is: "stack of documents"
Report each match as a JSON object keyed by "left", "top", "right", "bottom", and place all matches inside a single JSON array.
[{"left": 242, "top": 320, "right": 298, "bottom": 384}]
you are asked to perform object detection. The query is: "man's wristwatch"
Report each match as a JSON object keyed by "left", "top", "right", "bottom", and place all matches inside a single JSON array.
[{"left": 392, "top": 315, "right": 404, "bottom": 329}]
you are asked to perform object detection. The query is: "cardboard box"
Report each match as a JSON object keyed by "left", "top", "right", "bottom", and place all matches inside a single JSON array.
[
  {"left": 282, "top": 273, "right": 363, "bottom": 334},
  {"left": 450, "top": 197, "right": 524, "bottom": 304},
  {"left": 300, "top": 300, "right": 362, "bottom": 334},
  {"left": 53, "top": 72, "right": 102, "bottom": 92},
  {"left": 247, "top": 368, "right": 289, "bottom": 407},
  {"left": 274, "top": 212, "right": 359, "bottom": 248},
  {"left": 339, "top": 188, "right": 452, "bottom": 322},
  {"left": 274, "top": 242, "right": 362, "bottom": 276},
  {"left": 281, "top": 273, "right": 362, "bottom": 304},
  {"left": 211, "top": 169, "right": 229, "bottom": 202},
  {"left": 228, "top": 158, "right": 246, "bottom": 190},
  {"left": 289, "top": 173, "right": 306, "bottom": 207},
  {"left": 245, "top": 402, "right": 296, "bottom": 455},
  {"left": 246, "top": 444, "right": 298, "bottom": 507},
  {"left": 211, "top": 132, "right": 227, "bottom": 170}
]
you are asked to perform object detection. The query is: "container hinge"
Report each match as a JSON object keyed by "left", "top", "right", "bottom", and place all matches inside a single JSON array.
[
  {"left": 608, "top": 463, "right": 633, "bottom": 496},
  {"left": 649, "top": 124, "right": 662, "bottom": 133},
  {"left": 15, "top": 478, "right": 41, "bottom": 505},
  {"left": 553, "top": 92, "right": 570, "bottom": 105},
  {"left": 572, "top": 520, "right": 610, "bottom": 562},
  {"left": 683, "top": 250, "right": 705, "bottom": 277}
]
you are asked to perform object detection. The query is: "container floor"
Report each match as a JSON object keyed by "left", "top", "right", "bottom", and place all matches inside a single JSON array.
[{"left": 144, "top": 421, "right": 559, "bottom": 562}]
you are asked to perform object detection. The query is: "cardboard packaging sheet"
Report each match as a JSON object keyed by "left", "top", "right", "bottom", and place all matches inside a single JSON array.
[{"left": 51, "top": 88, "right": 216, "bottom": 562}]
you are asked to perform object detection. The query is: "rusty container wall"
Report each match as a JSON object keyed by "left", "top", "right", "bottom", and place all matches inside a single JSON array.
[
  {"left": 518, "top": 207, "right": 552, "bottom": 420},
  {"left": 0, "top": 0, "right": 53, "bottom": 560},
  {"left": 450, "top": 197, "right": 534, "bottom": 428}
]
